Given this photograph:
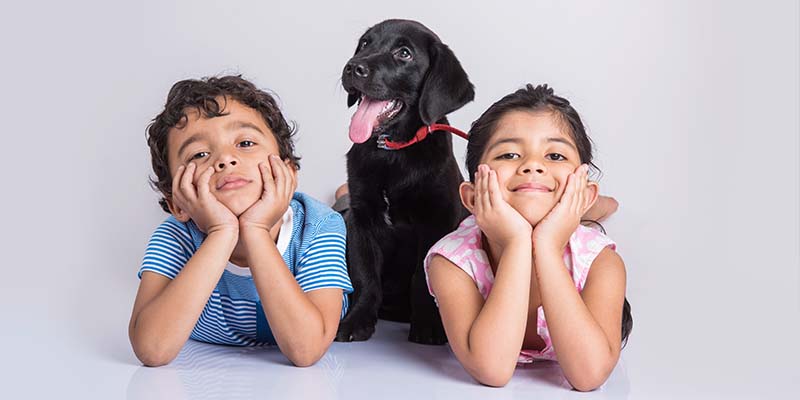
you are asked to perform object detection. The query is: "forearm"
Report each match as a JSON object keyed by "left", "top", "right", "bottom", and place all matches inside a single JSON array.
[
  {"left": 534, "top": 249, "right": 616, "bottom": 390},
  {"left": 461, "top": 240, "right": 532, "bottom": 384},
  {"left": 131, "top": 229, "right": 238, "bottom": 365},
  {"left": 243, "top": 229, "right": 330, "bottom": 366}
]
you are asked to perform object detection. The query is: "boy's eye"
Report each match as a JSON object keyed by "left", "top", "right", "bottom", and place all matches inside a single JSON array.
[
  {"left": 190, "top": 151, "right": 209, "bottom": 161},
  {"left": 547, "top": 153, "right": 567, "bottom": 161},
  {"left": 238, "top": 140, "right": 256, "bottom": 148},
  {"left": 496, "top": 153, "right": 520, "bottom": 160}
]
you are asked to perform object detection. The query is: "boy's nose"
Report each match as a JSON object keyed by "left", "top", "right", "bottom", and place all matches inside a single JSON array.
[{"left": 215, "top": 160, "right": 237, "bottom": 171}]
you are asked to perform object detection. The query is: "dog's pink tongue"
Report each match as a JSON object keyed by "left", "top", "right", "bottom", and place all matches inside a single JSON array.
[{"left": 349, "top": 97, "right": 390, "bottom": 143}]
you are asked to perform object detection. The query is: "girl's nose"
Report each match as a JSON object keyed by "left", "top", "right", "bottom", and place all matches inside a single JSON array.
[
  {"left": 522, "top": 167, "right": 545, "bottom": 174},
  {"left": 520, "top": 158, "right": 546, "bottom": 175}
]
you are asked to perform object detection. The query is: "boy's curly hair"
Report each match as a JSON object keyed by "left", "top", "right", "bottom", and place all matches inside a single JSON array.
[{"left": 146, "top": 75, "right": 301, "bottom": 213}]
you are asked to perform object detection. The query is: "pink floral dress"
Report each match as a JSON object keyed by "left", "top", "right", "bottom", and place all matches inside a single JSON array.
[{"left": 424, "top": 215, "right": 616, "bottom": 363}]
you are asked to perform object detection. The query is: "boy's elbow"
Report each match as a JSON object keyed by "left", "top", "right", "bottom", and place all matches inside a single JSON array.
[
  {"left": 131, "top": 338, "right": 179, "bottom": 367},
  {"left": 135, "top": 346, "right": 178, "bottom": 367},
  {"left": 287, "top": 353, "right": 321, "bottom": 368},
  {"left": 285, "top": 346, "right": 324, "bottom": 367}
]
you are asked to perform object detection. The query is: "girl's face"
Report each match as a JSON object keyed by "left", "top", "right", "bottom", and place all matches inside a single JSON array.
[{"left": 478, "top": 110, "right": 585, "bottom": 225}]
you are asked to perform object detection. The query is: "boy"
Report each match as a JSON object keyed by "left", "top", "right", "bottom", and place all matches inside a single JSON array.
[{"left": 129, "top": 75, "right": 352, "bottom": 367}]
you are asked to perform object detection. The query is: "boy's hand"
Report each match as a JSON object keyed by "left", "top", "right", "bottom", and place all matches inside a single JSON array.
[
  {"left": 172, "top": 163, "right": 239, "bottom": 234},
  {"left": 239, "top": 155, "right": 296, "bottom": 232},
  {"left": 532, "top": 164, "right": 592, "bottom": 254},
  {"left": 473, "top": 164, "right": 532, "bottom": 249}
]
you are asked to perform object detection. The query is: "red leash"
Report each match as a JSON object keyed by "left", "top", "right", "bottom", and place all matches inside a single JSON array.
[{"left": 378, "top": 124, "right": 469, "bottom": 150}]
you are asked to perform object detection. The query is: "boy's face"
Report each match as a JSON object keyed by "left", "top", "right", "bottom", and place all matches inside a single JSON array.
[{"left": 166, "top": 98, "right": 288, "bottom": 217}]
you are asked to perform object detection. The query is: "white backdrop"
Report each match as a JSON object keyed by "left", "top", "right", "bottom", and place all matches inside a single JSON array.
[{"left": 0, "top": 1, "right": 797, "bottom": 398}]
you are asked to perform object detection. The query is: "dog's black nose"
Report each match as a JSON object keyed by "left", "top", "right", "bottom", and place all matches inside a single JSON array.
[{"left": 346, "top": 62, "right": 369, "bottom": 78}]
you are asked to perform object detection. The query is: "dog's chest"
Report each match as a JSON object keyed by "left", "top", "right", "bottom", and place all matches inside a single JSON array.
[{"left": 381, "top": 190, "right": 392, "bottom": 226}]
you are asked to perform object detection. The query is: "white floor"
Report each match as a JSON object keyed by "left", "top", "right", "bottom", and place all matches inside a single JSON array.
[{"left": 6, "top": 312, "right": 797, "bottom": 399}]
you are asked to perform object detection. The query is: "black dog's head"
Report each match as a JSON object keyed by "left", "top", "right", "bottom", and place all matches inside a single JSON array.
[{"left": 342, "top": 19, "right": 475, "bottom": 144}]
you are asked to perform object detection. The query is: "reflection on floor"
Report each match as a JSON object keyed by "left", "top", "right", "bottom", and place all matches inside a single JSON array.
[{"left": 126, "top": 320, "right": 630, "bottom": 400}]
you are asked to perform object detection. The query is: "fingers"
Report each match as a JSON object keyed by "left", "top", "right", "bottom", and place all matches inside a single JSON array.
[
  {"left": 196, "top": 166, "right": 214, "bottom": 202},
  {"left": 261, "top": 157, "right": 275, "bottom": 197},
  {"left": 476, "top": 165, "right": 490, "bottom": 216},
  {"left": 269, "top": 155, "right": 292, "bottom": 200},
  {"left": 179, "top": 162, "right": 198, "bottom": 204},
  {"left": 577, "top": 164, "right": 589, "bottom": 214},
  {"left": 171, "top": 165, "right": 185, "bottom": 206},
  {"left": 487, "top": 168, "right": 502, "bottom": 209}
]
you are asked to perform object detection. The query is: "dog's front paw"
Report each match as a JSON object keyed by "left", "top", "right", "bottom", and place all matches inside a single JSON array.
[
  {"left": 335, "top": 315, "right": 377, "bottom": 342},
  {"left": 408, "top": 321, "right": 447, "bottom": 345}
]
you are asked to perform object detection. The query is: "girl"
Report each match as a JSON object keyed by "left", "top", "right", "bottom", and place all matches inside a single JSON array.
[{"left": 424, "top": 84, "right": 632, "bottom": 390}]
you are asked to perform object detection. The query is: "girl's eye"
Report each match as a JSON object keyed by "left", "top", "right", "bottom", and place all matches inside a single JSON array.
[
  {"left": 547, "top": 153, "right": 567, "bottom": 161},
  {"left": 238, "top": 140, "right": 256, "bottom": 148},
  {"left": 394, "top": 47, "right": 413, "bottom": 61},
  {"left": 190, "top": 151, "right": 209, "bottom": 161},
  {"left": 496, "top": 153, "right": 520, "bottom": 160}
]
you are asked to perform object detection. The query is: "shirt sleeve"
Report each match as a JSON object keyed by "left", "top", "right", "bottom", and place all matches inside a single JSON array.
[
  {"left": 138, "top": 218, "right": 194, "bottom": 280},
  {"left": 295, "top": 213, "right": 353, "bottom": 295}
]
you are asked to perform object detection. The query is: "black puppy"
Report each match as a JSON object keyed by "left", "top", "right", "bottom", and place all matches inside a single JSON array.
[{"left": 335, "top": 19, "right": 474, "bottom": 344}]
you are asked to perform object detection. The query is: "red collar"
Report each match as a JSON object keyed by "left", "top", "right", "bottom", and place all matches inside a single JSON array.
[{"left": 377, "top": 124, "right": 469, "bottom": 150}]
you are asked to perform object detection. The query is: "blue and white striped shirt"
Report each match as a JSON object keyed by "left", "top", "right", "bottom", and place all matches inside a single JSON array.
[{"left": 138, "top": 192, "right": 353, "bottom": 346}]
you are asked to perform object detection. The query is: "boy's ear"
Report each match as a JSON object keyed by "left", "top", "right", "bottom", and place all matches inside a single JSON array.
[
  {"left": 583, "top": 182, "right": 600, "bottom": 215},
  {"left": 284, "top": 158, "right": 298, "bottom": 182},
  {"left": 459, "top": 181, "right": 476, "bottom": 214},
  {"left": 165, "top": 196, "right": 191, "bottom": 223}
]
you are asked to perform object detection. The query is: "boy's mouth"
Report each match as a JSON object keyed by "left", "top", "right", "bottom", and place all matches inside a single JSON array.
[{"left": 216, "top": 175, "right": 252, "bottom": 191}]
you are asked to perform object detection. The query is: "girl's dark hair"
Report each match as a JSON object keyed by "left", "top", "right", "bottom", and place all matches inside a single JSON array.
[
  {"left": 146, "top": 75, "right": 300, "bottom": 213},
  {"left": 465, "top": 83, "right": 632, "bottom": 345}
]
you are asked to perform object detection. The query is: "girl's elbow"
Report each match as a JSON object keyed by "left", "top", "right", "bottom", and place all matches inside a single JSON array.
[
  {"left": 571, "top": 377, "right": 605, "bottom": 392},
  {"left": 568, "top": 365, "right": 612, "bottom": 392},
  {"left": 469, "top": 363, "right": 515, "bottom": 388}
]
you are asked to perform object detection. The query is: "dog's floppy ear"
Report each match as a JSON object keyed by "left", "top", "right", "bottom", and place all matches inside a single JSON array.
[{"left": 418, "top": 42, "right": 475, "bottom": 125}]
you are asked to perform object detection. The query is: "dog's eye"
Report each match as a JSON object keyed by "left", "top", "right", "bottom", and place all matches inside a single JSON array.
[
  {"left": 394, "top": 47, "right": 413, "bottom": 61},
  {"left": 358, "top": 39, "right": 369, "bottom": 50}
]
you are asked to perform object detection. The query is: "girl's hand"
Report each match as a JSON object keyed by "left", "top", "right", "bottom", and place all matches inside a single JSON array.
[
  {"left": 239, "top": 155, "right": 296, "bottom": 232},
  {"left": 171, "top": 163, "right": 239, "bottom": 234},
  {"left": 473, "top": 164, "right": 532, "bottom": 249},
  {"left": 532, "top": 164, "right": 593, "bottom": 254}
]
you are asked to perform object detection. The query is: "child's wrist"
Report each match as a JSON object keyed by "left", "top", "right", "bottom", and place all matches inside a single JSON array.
[
  {"left": 205, "top": 227, "right": 240, "bottom": 249},
  {"left": 498, "top": 236, "right": 532, "bottom": 253},
  {"left": 239, "top": 225, "right": 273, "bottom": 242},
  {"left": 532, "top": 243, "right": 563, "bottom": 260}
]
